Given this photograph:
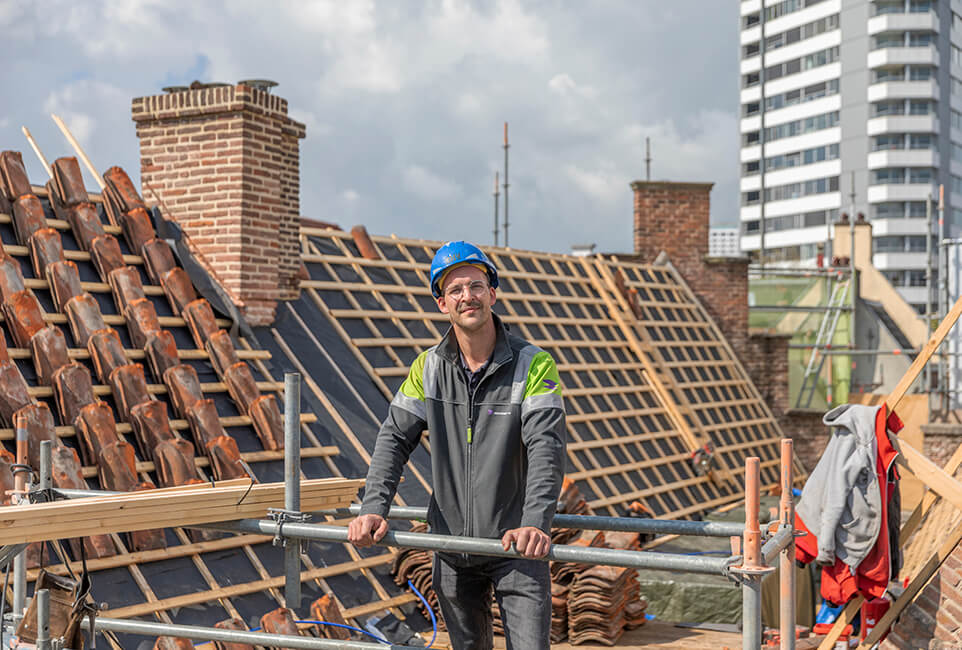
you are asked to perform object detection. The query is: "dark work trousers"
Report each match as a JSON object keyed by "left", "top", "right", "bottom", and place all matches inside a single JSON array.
[{"left": 432, "top": 553, "right": 551, "bottom": 650}]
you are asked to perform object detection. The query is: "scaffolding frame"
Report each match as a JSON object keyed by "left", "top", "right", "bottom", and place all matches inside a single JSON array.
[
  {"left": 749, "top": 265, "right": 854, "bottom": 409},
  {"left": 796, "top": 278, "right": 850, "bottom": 409}
]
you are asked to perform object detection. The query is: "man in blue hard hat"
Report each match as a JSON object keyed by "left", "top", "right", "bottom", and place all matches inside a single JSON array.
[{"left": 348, "top": 241, "right": 566, "bottom": 650}]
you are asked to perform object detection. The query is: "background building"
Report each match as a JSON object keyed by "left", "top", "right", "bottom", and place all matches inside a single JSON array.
[
  {"left": 738, "top": 0, "right": 961, "bottom": 313},
  {"left": 710, "top": 226, "right": 743, "bottom": 256}
]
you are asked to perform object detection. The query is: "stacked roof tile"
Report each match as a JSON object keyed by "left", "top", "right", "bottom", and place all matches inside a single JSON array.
[{"left": 0, "top": 153, "right": 399, "bottom": 647}]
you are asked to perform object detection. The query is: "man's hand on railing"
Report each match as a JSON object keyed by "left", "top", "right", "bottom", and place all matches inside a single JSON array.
[
  {"left": 501, "top": 526, "right": 551, "bottom": 559},
  {"left": 347, "top": 514, "right": 389, "bottom": 548}
]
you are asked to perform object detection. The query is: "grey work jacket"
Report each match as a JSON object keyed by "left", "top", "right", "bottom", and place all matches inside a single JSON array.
[{"left": 359, "top": 315, "right": 567, "bottom": 563}]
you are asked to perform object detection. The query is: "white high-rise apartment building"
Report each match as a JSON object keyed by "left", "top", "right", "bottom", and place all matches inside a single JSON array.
[{"left": 738, "top": 0, "right": 962, "bottom": 312}]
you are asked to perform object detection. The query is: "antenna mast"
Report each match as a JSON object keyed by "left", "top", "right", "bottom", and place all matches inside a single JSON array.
[
  {"left": 645, "top": 137, "right": 651, "bottom": 181},
  {"left": 503, "top": 122, "right": 510, "bottom": 247},
  {"left": 493, "top": 171, "right": 500, "bottom": 246}
]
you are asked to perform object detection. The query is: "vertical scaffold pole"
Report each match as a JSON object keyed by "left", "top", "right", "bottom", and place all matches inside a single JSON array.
[
  {"left": 12, "top": 423, "right": 28, "bottom": 620},
  {"left": 742, "top": 456, "right": 762, "bottom": 650},
  {"left": 39, "top": 440, "right": 52, "bottom": 493},
  {"left": 779, "top": 440, "right": 796, "bottom": 650},
  {"left": 726, "top": 455, "right": 773, "bottom": 650},
  {"left": 284, "top": 372, "right": 302, "bottom": 611},
  {"left": 35, "top": 589, "right": 50, "bottom": 650}
]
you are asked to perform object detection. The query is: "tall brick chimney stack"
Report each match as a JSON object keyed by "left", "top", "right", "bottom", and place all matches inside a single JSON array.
[
  {"left": 131, "top": 82, "right": 306, "bottom": 326},
  {"left": 631, "top": 180, "right": 749, "bottom": 360}
]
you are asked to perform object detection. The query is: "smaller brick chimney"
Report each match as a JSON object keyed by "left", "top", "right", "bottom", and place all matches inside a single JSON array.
[
  {"left": 631, "top": 181, "right": 749, "bottom": 358},
  {"left": 632, "top": 181, "right": 713, "bottom": 267},
  {"left": 131, "top": 82, "right": 306, "bottom": 326}
]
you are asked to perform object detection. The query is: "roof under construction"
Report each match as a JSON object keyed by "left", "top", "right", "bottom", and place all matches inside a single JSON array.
[{"left": 0, "top": 147, "right": 798, "bottom": 646}]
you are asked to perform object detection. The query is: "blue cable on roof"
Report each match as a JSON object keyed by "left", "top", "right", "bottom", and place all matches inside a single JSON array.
[
  {"left": 191, "top": 578, "right": 439, "bottom": 647},
  {"left": 408, "top": 578, "right": 437, "bottom": 648}
]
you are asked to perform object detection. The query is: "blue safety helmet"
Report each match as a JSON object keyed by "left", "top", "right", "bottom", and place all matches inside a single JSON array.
[{"left": 429, "top": 241, "right": 499, "bottom": 298}]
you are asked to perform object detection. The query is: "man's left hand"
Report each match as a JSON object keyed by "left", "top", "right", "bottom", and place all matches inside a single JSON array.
[{"left": 501, "top": 526, "right": 551, "bottom": 559}]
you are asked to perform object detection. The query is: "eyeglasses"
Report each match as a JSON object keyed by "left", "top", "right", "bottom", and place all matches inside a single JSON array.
[{"left": 444, "top": 280, "right": 489, "bottom": 299}]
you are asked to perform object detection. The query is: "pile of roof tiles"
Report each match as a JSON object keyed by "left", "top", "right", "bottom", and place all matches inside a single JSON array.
[
  {"left": 544, "top": 530, "right": 606, "bottom": 642},
  {"left": 567, "top": 562, "right": 647, "bottom": 646},
  {"left": 391, "top": 522, "right": 442, "bottom": 629},
  {"left": 548, "top": 482, "right": 650, "bottom": 645},
  {"left": 491, "top": 528, "right": 648, "bottom": 645},
  {"left": 0, "top": 151, "right": 284, "bottom": 561},
  {"left": 545, "top": 479, "right": 601, "bottom": 643},
  {"left": 552, "top": 477, "right": 589, "bottom": 546}
]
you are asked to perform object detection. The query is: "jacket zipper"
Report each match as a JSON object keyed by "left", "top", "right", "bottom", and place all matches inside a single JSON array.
[
  {"left": 464, "top": 368, "right": 487, "bottom": 544},
  {"left": 453, "top": 351, "right": 504, "bottom": 550},
  {"left": 465, "top": 376, "right": 475, "bottom": 542}
]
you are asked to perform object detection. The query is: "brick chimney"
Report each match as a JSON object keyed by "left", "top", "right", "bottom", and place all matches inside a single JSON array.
[
  {"left": 632, "top": 181, "right": 713, "bottom": 265},
  {"left": 631, "top": 181, "right": 750, "bottom": 357},
  {"left": 131, "top": 83, "right": 306, "bottom": 326}
]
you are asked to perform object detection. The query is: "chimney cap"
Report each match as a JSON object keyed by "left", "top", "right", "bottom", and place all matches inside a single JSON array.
[
  {"left": 630, "top": 180, "right": 714, "bottom": 192},
  {"left": 163, "top": 81, "right": 231, "bottom": 93},
  {"left": 239, "top": 79, "right": 279, "bottom": 93},
  {"left": 190, "top": 80, "right": 230, "bottom": 90}
]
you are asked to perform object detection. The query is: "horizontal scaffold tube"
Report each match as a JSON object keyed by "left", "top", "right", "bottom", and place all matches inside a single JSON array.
[
  {"left": 91, "top": 616, "right": 414, "bottom": 649},
  {"left": 199, "top": 519, "right": 737, "bottom": 575},
  {"left": 322, "top": 504, "right": 746, "bottom": 538}
]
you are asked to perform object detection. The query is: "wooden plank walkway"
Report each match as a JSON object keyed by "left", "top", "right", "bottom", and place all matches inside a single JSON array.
[
  {"left": 429, "top": 621, "right": 743, "bottom": 649},
  {"left": 428, "top": 621, "right": 825, "bottom": 648}
]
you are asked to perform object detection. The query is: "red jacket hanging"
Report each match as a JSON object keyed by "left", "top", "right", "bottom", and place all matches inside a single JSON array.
[{"left": 795, "top": 405, "right": 902, "bottom": 604}]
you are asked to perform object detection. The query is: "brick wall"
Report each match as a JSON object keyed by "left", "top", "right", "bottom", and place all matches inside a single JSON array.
[
  {"left": 883, "top": 549, "right": 962, "bottom": 649},
  {"left": 131, "top": 84, "right": 306, "bottom": 325},
  {"left": 777, "top": 413, "right": 825, "bottom": 472},
  {"left": 744, "top": 332, "right": 791, "bottom": 414},
  {"left": 631, "top": 181, "right": 750, "bottom": 360},
  {"left": 743, "top": 331, "right": 822, "bottom": 471},
  {"left": 923, "top": 424, "right": 962, "bottom": 470},
  {"left": 882, "top": 424, "right": 962, "bottom": 648}
]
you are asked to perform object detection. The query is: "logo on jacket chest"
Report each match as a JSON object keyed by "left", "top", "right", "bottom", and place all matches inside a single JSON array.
[{"left": 487, "top": 408, "right": 512, "bottom": 416}]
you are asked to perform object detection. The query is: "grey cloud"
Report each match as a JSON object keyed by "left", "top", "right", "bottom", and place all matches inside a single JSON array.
[{"left": 0, "top": 0, "right": 738, "bottom": 254}]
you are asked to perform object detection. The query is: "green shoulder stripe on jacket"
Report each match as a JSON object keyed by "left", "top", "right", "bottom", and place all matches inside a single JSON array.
[
  {"left": 523, "top": 351, "right": 562, "bottom": 399},
  {"left": 522, "top": 351, "right": 564, "bottom": 416},
  {"left": 392, "top": 350, "right": 429, "bottom": 421},
  {"left": 400, "top": 350, "right": 429, "bottom": 401}
]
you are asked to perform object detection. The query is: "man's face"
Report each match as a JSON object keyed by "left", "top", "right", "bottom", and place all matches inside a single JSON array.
[{"left": 436, "top": 264, "right": 496, "bottom": 332}]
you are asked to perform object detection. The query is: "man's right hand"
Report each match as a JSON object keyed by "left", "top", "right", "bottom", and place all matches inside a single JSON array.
[{"left": 347, "top": 514, "right": 389, "bottom": 548}]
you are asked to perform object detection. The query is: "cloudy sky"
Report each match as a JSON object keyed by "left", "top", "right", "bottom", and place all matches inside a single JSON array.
[{"left": 0, "top": 0, "right": 738, "bottom": 255}]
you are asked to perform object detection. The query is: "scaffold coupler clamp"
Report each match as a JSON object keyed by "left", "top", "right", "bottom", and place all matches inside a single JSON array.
[
  {"left": 726, "top": 560, "right": 776, "bottom": 587},
  {"left": 727, "top": 544, "right": 776, "bottom": 587},
  {"left": 268, "top": 508, "right": 311, "bottom": 552},
  {"left": 26, "top": 482, "right": 62, "bottom": 505},
  {"left": 725, "top": 526, "right": 776, "bottom": 587}
]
